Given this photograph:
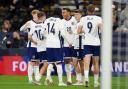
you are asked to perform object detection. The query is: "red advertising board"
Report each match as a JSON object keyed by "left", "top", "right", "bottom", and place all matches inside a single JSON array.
[
  {"left": 0, "top": 60, "right": 3, "bottom": 74},
  {"left": 2, "top": 56, "right": 28, "bottom": 75},
  {"left": 0, "top": 56, "right": 128, "bottom": 76}
]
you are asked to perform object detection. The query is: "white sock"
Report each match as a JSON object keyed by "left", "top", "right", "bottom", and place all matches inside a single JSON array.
[
  {"left": 84, "top": 70, "right": 89, "bottom": 82},
  {"left": 34, "top": 65, "right": 40, "bottom": 81},
  {"left": 65, "top": 64, "right": 72, "bottom": 82},
  {"left": 94, "top": 74, "right": 99, "bottom": 83},
  {"left": 46, "top": 64, "right": 53, "bottom": 81},
  {"left": 56, "top": 64, "right": 63, "bottom": 83},
  {"left": 27, "top": 62, "right": 34, "bottom": 82},
  {"left": 39, "top": 74, "right": 42, "bottom": 80},
  {"left": 82, "top": 75, "right": 85, "bottom": 83},
  {"left": 76, "top": 73, "right": 82, "bottom": 82},
  {"left": 38, "top": 74, "right": 42, "bottom": 81}
]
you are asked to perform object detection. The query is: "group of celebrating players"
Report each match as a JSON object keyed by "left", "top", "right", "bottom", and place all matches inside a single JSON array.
[{"left": 20, "top": 4, "right": 102, "bottom": 87}]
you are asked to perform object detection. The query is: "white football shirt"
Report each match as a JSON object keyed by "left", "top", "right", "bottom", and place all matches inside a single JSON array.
[
  {"left": 61, "top": 16, "right": 77, "bottom": 47},
  {"left": 78, "top": 15, "right": 102, "bottom": 46},
  {"left": 29, "top": 22, "right": 46, "bottom": 52},
  {"left": 44, "top": 17, "right": 64, "bottom": 48}
]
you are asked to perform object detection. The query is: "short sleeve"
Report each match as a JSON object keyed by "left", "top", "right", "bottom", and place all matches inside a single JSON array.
[
  {"left": 20, "top": 20, "right": 31, "bottom": 32},
  {"left": 97, "top": 17, "right": 102, "bottom": 24}
]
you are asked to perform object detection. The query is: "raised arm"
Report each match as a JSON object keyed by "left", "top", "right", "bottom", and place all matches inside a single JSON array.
[{"left": 20, "top": 21, "right": 31, "bottom": 32}]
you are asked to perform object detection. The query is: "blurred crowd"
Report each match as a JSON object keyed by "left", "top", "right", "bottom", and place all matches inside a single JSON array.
[
  {"left": 0, "top": 0, "right": 58, "bottom": 31},
  {"left": 112, "top": 1, "right": 128, "bottom": 32},
  {"left": 0, "top": 0, "right": 59, "bottom": 49},
  {"left": 0, "top": 0, "right": 128, "bottom": 49}
]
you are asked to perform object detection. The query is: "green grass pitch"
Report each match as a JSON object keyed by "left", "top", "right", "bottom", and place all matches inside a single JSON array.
[{"left": 0, "top": 76, "right": 127, "bottom": 89}]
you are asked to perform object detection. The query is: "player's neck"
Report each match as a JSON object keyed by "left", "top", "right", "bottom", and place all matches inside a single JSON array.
[
  {"left": 38, "top": 19, "right": 43, "bottom": 23},
  {"left": 33, "top": 19, "right": 37, "bottom": 22},
  {"left": 77, "top": 19, "right": 80, "bottom": 23},
  {"left": 88, "top": 12, "right": 94, "bottom": 15},
  {"left": 65, "top": 16, "right": 71, "bottom": 21}
]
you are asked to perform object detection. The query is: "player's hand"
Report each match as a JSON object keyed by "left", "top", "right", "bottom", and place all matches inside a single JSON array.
[
  {"left": 69, "top": 43, "right": 72, "bottom": 48},
  {"left": 33, "top": 41, "right": 37, "bottom": 45}
]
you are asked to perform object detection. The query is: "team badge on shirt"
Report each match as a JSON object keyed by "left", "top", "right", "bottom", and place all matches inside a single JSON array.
[{"left": 71, "top": 22, "right": 75, "bottom": 25}]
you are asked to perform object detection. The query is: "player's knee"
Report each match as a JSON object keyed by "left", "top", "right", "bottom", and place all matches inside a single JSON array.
[
  {"left": 94, "top": 68, "right": 99, "bottom": 74},
  {"left": 44, "top": 62, "right": 48, "bottom": 66}
]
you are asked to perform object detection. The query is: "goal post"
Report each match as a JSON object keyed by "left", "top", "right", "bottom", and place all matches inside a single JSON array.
[{"left": 101, "top": 0, "right": 112, "bottom": 89}]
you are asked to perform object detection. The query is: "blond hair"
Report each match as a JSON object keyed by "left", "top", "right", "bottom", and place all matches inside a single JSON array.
[{"left": 31, "top": 9, "right": 40, "bottom": 15}]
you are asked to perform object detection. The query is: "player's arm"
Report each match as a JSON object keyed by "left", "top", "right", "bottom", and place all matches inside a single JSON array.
[
  {"left": 98, "top": 17, "right": 103, "bottom": 31},
  {"left": 98, "top": 23, "right": 103, "bottom": 31},
  {"left": 77, "top": 26, "right": 85, "bottom": 34},
  {"left": 20, "top": 21, "right": 30, "bottom": 32},
  {"left": 73, "top": 24, "right": 85, "bottom": 36},
  {"left": 77, "top": 18, "right": 85, "bottom": 34}
]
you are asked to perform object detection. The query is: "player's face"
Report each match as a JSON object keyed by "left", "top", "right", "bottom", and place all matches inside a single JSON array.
[
  {"left": 74, "top": 13, "right": 82, "bottom": 22},
  {"left": 62, "top": 10, "right": 70, "bottom": 19}
]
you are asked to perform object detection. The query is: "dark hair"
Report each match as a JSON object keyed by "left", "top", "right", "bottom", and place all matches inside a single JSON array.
[
  {"left": 37, "top": 11, "right": 46, "bottom": 18},
  {"left": 87, "top": 4, "right": 95, "bottom": 13},
  {"left": 62, "top": 8, "right": 71, "bottom": 12},
  {"left": 53, "top": 8, "right": 62, "bottom": 18}
]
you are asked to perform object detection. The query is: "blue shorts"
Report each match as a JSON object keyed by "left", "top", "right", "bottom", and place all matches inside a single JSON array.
[
  {"left": 83, "top": 45, "right": 100, "bottom": 57},
  {"left": 38, "top": 51, "right": 47, "bottom": 62},
  {"left": 27, "top": 47, "right": 38, "bottom": 61},
  {"left": 73, "top": 49, "right": 83, "bottom": 59},
  {"left": 46, "top": 48, "right": 63, "bottom": 62},
  {"left": 63, "top": 47, "right": 74, "bottom": 57}
]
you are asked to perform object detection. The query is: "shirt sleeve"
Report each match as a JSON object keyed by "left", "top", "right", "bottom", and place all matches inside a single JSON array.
[
  {"left": 78, "top": 17, "right": 84, "bottom": 27},
  {"left": 20, "top": 21, "right": 31, "bottom": 32},
  {"left": 98, "top": 17, "right": 102, "bottom": 24}
]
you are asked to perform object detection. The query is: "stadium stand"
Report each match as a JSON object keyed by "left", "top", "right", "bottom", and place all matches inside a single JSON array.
[{"left": 0, "top": 1, "right": 128, "bottom": 89}]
